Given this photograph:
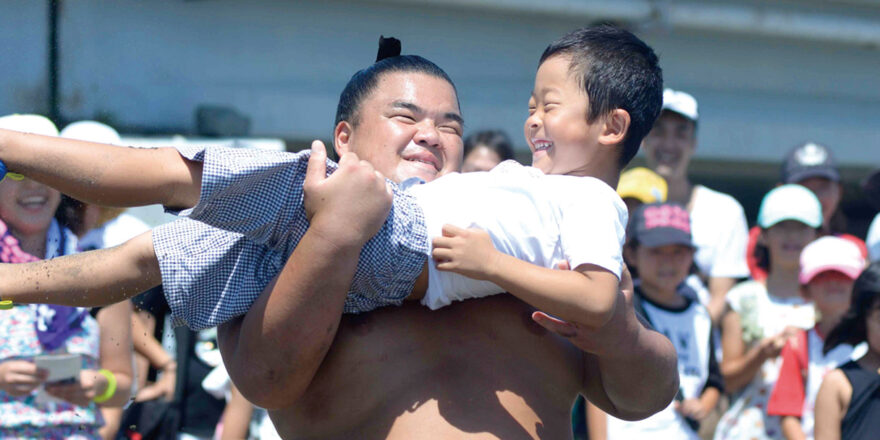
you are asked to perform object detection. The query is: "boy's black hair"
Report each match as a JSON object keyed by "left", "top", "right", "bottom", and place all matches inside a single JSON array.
[
  {"left": 539, "top": 25, "right": 663, "bottom": 168},
  {"left": 335, "top": 36, "right": 459, "bottom": 128},
  {"left": 824, "top": 262, "right": 880, "bottom": 354},
  {"left": 463, "top": 129, "right": 515, "bottom": 162}
]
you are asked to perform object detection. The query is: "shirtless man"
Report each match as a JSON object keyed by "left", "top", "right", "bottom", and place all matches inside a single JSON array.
[{"left": 216, "top": 37, "right": 678, "bottom": 438}]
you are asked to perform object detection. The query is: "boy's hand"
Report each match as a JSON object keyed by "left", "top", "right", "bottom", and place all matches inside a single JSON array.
[
  {"left": 303, "top": 140, "right": 393, "bottom": 245},
  {"left": 676, "top": 398, "right": 709, "bottom": 420},
  {"left": 432, "top": 224, "right": 501, "bottom": 281},
  {"left": 0, "top": 360, "right": 48, "bottom": 396},
  {"left": 530, "top": 264, "right": 635, "bottom": 357}
]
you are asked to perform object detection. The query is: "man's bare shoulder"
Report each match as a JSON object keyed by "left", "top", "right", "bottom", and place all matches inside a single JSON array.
[{"left": 273, "top": 295, "right": 585, "bottom": 439}]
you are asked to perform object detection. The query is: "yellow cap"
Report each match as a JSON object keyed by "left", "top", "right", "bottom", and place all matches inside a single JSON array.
[
  {"left": 0, "top": 300, "right": 13, "bottom": 310},
  {"left": 617, "top": 167, "right": 667, "bottom": 204}
]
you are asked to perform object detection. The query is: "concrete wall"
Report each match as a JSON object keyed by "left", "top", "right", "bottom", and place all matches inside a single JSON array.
[
  {"left": 0, "top": 1, "right": 50, "bottom": 115},
  {"left": 1, "top": 0, "right": 878, "bottom": 166}
]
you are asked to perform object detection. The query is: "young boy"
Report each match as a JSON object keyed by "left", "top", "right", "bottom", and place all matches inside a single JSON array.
[
  {"left": 592, "top": 202, "right": 722, "bottom": 440},
  {"left": 767, "top": 236, "right": 866, "bottom": 440},
  {"left": 0, "top": 26, "right": 664, "bottom": 330}
]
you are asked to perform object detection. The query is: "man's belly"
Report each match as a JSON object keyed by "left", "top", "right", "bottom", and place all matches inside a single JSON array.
[{"left": 271, "top": 295, "right": 583, "bottom": 439}]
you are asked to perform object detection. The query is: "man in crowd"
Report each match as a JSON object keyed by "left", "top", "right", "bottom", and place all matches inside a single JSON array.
[
  {"left": 216, "top": 44, "right": 678, "bottom": 437},
  {"left": 641, "top": 89, "right": 750, "bottom": 323}
]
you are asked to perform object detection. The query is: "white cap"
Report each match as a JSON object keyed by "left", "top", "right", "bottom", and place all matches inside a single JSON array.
[
  {"left": 662, "top": 88, "right": 698, "bottom": 121},
  {"left": 0, "top": 114, "right": 59, "bottom": 137},
  {"left": 61, "top": 120, "right": 121, "bottom": 145},
  {"left": 757, "top": 184, "right": 823, "bottom": 229},
  {"left": 800, "top": 236, "right": 865, "bottom": 284}
]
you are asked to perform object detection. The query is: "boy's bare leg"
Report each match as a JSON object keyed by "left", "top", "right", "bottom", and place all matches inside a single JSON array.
[
  {"left": 0, "top": 231, "right": 161, "bottom": 307},
  {"left": 0, "top": 129, "right": 202, "bottom": 210}
]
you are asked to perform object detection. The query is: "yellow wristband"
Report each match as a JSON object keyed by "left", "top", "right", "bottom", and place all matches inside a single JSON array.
[
  {"left": 93, "top": 369, "right": 117, "bottom": 404},
  {"left": 5, "top": 172, "right": 24, "bottom": 181}
]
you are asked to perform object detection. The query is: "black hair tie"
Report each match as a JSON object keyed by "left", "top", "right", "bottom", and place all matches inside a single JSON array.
[{"left": 376, "top": 35, "right": 401, "bottom": 62}]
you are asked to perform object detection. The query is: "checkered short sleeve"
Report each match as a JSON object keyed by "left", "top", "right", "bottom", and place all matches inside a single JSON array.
[
  {"left": 172, "top": 145, "right": 336, "bottom": 256},
  {"left": 152, "top": 218, "right": 285, "bottom": 330}
]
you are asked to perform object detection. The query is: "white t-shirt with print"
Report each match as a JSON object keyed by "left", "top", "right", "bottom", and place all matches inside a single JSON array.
[
  {"left": 715, "top": 280, "right": 815, "bottom": 440},
  {"left": 607, "top": 291, "right": 715, "bottom": 440},
  {"left": 689, "top": 185, "right": 750, "bottom": 279},
  {"left": 868, "top": 213, "right": 880, "bottom": 263},
  {"left": 415, "top": 160, "right": 627, "bottom": 309}
]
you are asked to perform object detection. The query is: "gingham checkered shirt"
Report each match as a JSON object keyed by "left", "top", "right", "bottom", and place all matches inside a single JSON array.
[{"left": 152, "top": 146, "right": 429, "bottom": 330}]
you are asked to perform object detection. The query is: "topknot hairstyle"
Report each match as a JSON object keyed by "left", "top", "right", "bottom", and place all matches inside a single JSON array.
[
  {"left": 335, "top": 36, "right": 459, "bottom": 128},
  {"left": 539, "top": 25, "right": 663, "bottom": 168}
]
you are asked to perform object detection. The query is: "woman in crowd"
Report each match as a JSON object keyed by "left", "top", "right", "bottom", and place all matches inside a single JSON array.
[
  {"left": 0, "top": 114, "right": 133, "bottom": 439},
  {"left": 714, "top": 184, "right": 823, "bottom": 440}
]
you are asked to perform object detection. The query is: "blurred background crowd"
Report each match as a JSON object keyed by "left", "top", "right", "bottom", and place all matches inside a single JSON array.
[{"left": 1, "top": 1, "right": 879, "bottom": 439}]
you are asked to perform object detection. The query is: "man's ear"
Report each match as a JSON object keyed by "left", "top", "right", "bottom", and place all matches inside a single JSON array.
[
  {"left": 334, "top": 121, "right": 353, "bottom": 157},
  {"left": 598, "top": 109, "right": 631, "bottom": 146}
]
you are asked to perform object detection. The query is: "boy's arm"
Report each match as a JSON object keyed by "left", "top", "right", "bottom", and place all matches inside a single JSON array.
[
  {"left": 432, "top": 225, "right": 618, "bottom": 326},
  {"left": 0, "top": 129, "right": 201, "bottom": 210},
  {"left": 0, "top": 230, "right": 161, "bottom": 307}
]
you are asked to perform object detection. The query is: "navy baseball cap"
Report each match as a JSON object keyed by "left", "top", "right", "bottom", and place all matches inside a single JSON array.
[
  {"left": 781, "top": 142, "right": 840, "bottom": 184},
  {"left": 627, "top": 203, "right": 694, "bottom": 248}
]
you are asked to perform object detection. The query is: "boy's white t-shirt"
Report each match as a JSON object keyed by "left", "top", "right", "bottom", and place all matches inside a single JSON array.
[
  {"left": 689, "top": 185, "right": 750, "bottom": 279},
  {"left": 410, "top": 160, "right": 627, "bottom": 309},
  {"left": 867, "top": 213, "right": 880, "bottom": 263}
]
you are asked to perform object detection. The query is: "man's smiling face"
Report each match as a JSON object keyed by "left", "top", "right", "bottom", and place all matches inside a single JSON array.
[
  {"left": 642, "top": 111, "right": 696, "bottom": 180},
  {"left": 338, "top": 71, "right": 464, "bottom": 183}
]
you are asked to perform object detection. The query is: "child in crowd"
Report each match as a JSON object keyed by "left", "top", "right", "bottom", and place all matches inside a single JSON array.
[
  {"left": 813, "top": 262, "right": 880, "bottom": 440},
  {"left": 0, "top": 26, "right": 663, "bottom": 330},
  {"left": 715, "top": 184, "right": 823, "bottom": 440},
  {"left": 591, "top": 203, "right": 721, "bottom": 440},
  {"left": 766, "top": 236, "right": 866, "bottom": 440}
]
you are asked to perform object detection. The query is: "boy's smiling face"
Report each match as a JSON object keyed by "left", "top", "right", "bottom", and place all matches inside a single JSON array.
[{"left": 525, "top": 55, "right": 602, "bottom": 177}]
